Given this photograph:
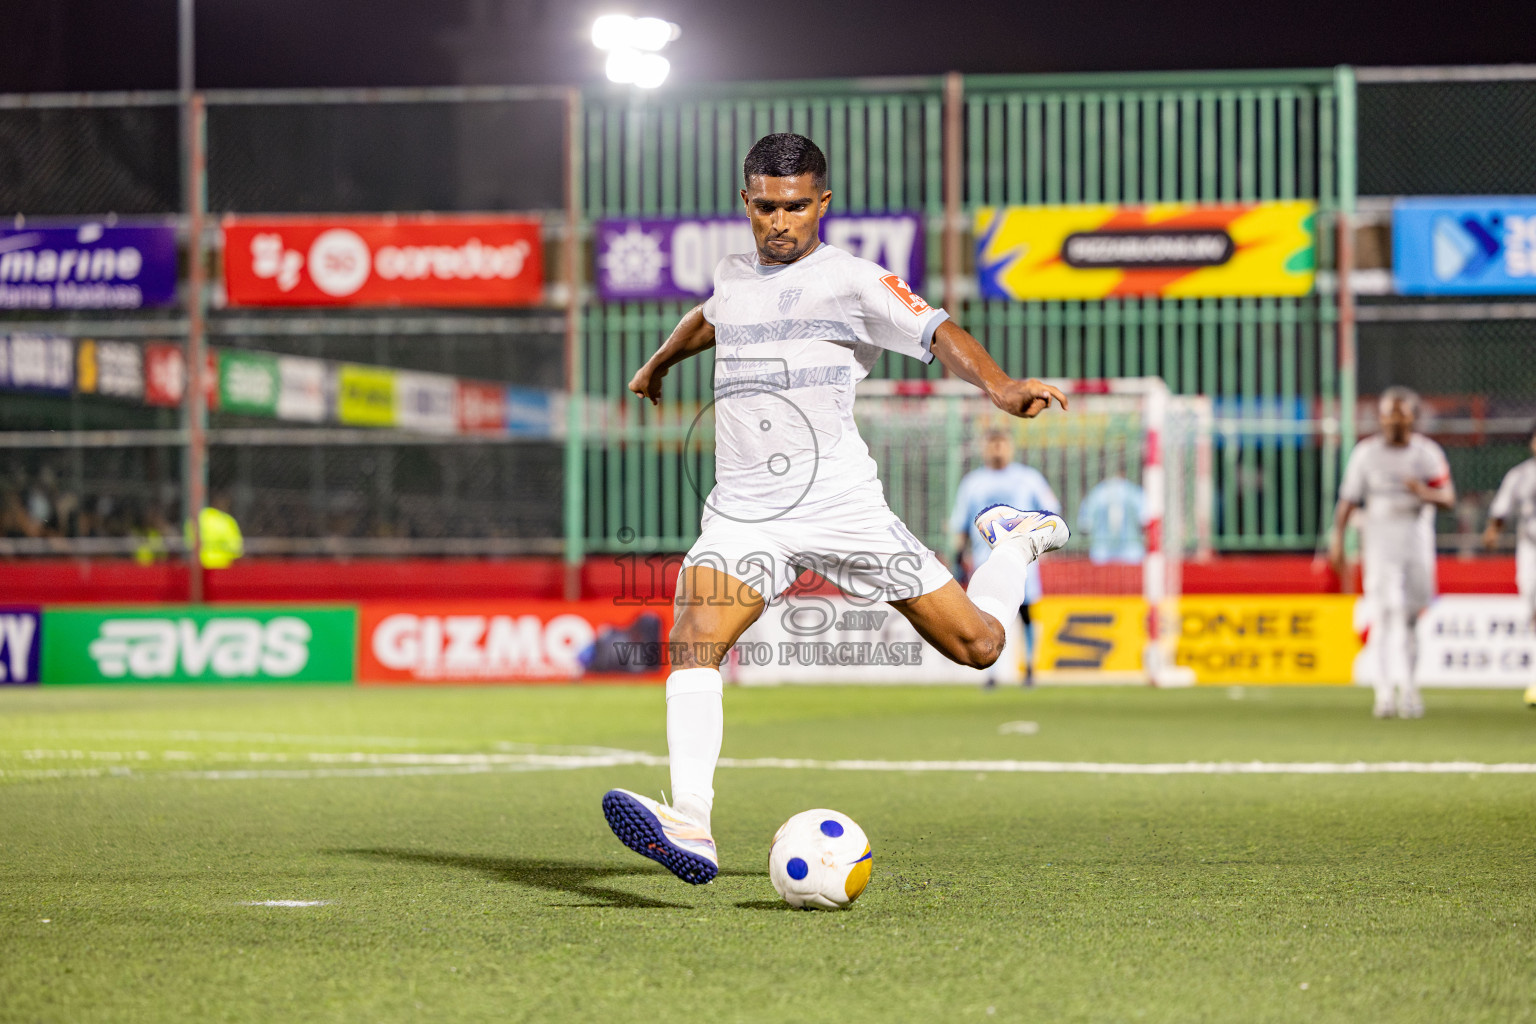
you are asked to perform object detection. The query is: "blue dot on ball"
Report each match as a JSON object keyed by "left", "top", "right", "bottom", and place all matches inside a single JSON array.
[
  {"left": 786, "top": 857, "right": 809, "bottom": 880},
  {"left": 820, "top": 819, "right": 845, "bottom": 838}
]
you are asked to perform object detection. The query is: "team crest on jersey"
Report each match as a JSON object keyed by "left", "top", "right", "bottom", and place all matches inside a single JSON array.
[
  {"left": 777, "top": 288, "right": 802, "bottom": 315},
  {"left": 880, "top": 274, "right": 931, "bottom": 315}
]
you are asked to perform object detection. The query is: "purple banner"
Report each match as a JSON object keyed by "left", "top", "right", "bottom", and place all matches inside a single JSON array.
[
  {"left": 0, "top": 223, "right": 178, "bottom": 310},
  {"left": 0, "top": 607, "right": 41, "bottom": 685},
  {"left": 596, "top": 213, "right": 924, "bottom": 301}
]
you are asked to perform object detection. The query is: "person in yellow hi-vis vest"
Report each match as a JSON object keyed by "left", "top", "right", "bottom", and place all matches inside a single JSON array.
[{"left": 186, "top": 492, "right": 244, "bottom": 569}]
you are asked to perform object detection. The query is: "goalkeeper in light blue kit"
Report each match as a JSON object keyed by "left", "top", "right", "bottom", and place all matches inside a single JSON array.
[{"left": 950, "top": 428, "right": 1061, "bottom": 686}]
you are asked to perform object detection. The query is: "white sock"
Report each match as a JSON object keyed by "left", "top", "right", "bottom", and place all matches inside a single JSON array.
[
  {"left": 1376, "top": 606, "right": 1411, "bottom": 707},
  {"left": 666, "top": 667, "right": 723, "bottom": 833},
  {"left": 967, "top": 541, "right": 1033, "bottom": 626}
]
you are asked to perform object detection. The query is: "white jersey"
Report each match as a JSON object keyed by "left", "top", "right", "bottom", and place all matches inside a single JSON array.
[
  {"left": 1338, "top": 433, "right": 1450, "bottom": 566},
  {"left": 1489, "top": 457, "right": 1536, "bottom": 549},
  {"left": 700, "top": 243, "right": 947, "bottom": 522}
]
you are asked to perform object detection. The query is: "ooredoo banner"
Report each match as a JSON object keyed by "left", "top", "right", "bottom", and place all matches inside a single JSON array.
[
  {"left": 975, "top": 202, "right": 1316, "bottom": 299},
  {"left": 358, "top": 602, "right": 670, "bottom": 683},
  {"left": 595, "top": 214, "right": 924, "bottom": 301},
  {"left": 223, "top": 217, "right": 544, "bottom": 307}
]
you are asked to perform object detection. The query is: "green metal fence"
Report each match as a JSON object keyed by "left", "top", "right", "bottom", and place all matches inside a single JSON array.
[{"left": 574, "top": 69, "right": 1355, "bottom": 558}]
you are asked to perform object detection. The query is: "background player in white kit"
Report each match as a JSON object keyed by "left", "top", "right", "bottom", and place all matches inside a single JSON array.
[
  {"left": 1327, "top": 387, "right": 1455, "bottom": 719},
  {"left": 950, "top": 429, "right": 1061, "bottom": 686},
  {"left": 1481, "top": 421, "right": 1536, "bottom": 707},
  {"left": 601, "top": 134, "right": 1071, "bottom": 884}
]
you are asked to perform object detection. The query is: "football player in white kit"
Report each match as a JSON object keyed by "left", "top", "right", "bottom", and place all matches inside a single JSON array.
[
  {"left": 601, "top": 134, "right": 1071, "bottom": 884},
  {"left": 1480, "top": 421, "right": 1536, "bottom": 707},
  {"left": 1328, "top": 387, "right": 1455, "bottom": 719}
]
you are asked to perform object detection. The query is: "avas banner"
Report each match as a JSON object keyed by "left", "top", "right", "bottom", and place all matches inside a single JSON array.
[
  {"left": 975, "top": 201, "right": 1316, "bottom": 300},
  {"left": 1176, "top": 595, "right": 1358, "bottom": 684},
  {"left": 218, "top": 349, "right": 280, "bottom": 416},
  {"left": 0, "top": 607, "right": 42, "bottom": 685},
  {"left": 42, "top": 607, "right": 355, "bottom": 684},
  {"left": 1393, "top": 197, "right": 1536, "bottom": 294},
  {"left": 223, "top": 216, "right": 544, "bottom": 307},
  {"left": 595, "top": 214, "right": 924, "bottom": 300},
  {"left": 0, "top": 223, "right": 177, "bottom": 310},
  {"left": 358, "top": 601, "right": 670, "bottom": 683}
]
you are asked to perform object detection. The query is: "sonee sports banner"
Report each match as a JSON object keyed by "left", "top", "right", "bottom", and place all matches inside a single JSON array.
[
  {"left": 975, "top": 202, "right": 1316, "bottom": 300},
  {"left": 223, "top": 217, "right": 544, "bottom": 307}
]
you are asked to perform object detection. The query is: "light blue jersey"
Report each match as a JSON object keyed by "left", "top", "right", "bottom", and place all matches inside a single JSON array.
[
  {"left": 1077, "top": 476, "right": 1146, "bottom": 564},
  {"left": 949, "top": 463, "right": 1060, "bottom": 605}
]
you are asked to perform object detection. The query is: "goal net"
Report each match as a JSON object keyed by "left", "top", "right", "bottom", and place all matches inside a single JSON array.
[{"left": 854, "top": 377, "right": 1211, "bottom": 685}]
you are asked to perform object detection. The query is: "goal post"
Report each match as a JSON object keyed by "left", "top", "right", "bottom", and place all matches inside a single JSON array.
[{"left": 854, "top": 376, "right": 1211, "bottom": 686}]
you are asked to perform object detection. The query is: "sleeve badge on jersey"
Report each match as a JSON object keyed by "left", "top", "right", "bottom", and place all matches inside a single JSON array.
[{"left": 880, "top": 274, "right": 932, "bottom": 315}]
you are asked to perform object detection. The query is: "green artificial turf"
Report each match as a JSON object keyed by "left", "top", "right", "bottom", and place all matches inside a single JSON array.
[{"left": 1, "top": 684, "right": 1533, "bottom": 1023}]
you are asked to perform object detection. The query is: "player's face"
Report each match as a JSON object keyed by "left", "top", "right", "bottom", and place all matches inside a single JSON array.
[
  {"left": 984, "top": 435, "right": 1013, "bottom": 468},
  {"left": 740, "top": 174, "right": 832, "bottom": 265},
  {"left": 1379, "top": 398, "right": 1415, "bottom": 444}
]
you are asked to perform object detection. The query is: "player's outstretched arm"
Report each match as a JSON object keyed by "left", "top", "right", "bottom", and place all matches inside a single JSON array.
[
  {"left": 629, "top": 305, "right": 716, "bottom": 406},
  {"left": 929, "top": 319, "right": 1067, "bottom": 419}
]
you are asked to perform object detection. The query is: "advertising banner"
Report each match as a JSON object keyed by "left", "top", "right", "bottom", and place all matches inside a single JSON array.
[
  {"left": 223, "top": 217, "right": 544, "bottom": 307},
  {"left": 218, "top": 349, "right": 280, "bottom": 417},
  {"left": 0, "top": 607, "right": 42, "bottom": 685},
  {"left": 975, "top": 201, "right": 1316, "bottom": 300},
  {"left": 1176, "top": 595, "right": 1358, "bottom": 684},
  {"left": 0, "top": 334, "right": 73, "bottom": 394},
  {"left": 337, "top": 364, "right": 396, "bottom": 426},
  {"left": 457, "top": 381, "right": 506, "bottom": 434},
  {"left": 1033, "top": 596, "right": 1148, "bottom": 681},
  {"left": 41, "top": 607, "right": 356, "bottom": 684},
  {"left": 76, "top": 340, "right": 144, "bottom": 400},
  {"left": 1393, "top": 197, "right": 1536, "bottom": 294},
  {"left": 0, "top": 223, "right": 177, "bottom": 310},
  {"left": 395, "top": 371, "right": 457, "bottom": 434},
  {"left": 276, "top": 355, "right": 328, "bottom": 422},
  {"left": 357, "top": 601, "right": 670, "bottom": 683},
  {"left": 1409, "top": 595, "right": 1535, "bottom": 687},
  {"left": 506, "top": 386, "right": 559, "bottom": 437},
  {"left": 142, "top": 343, "right": 220, "bottom": 410},
  {"left": 595, "top": 214, "right": 925, "bottom": 301}
]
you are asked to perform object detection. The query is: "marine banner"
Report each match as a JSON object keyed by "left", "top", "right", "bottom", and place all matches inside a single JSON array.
[
  {"left": 595, "top": 213, "right": 924, "bottom": 301},
  {"left": 1176, "top": 595, "right": 1358, "bottom": 685},
  {"left": 1393, "top": 197, "right": 1536, "bottom": 294},
  {"left": 357, "top": 601, "right": 671, "bottom": 683},
  {"left": 41, "top": 607, "right": 356, "bottom": 684},
  {"left": 0, "top": 223, "right": 178, "bottom": 310},
  {"left": 975, "top": 201, "right": 1316, "bottom": 300},
  {"left": 223, "top": 216, "right": 544, "bottom": 307},
  {"left": 0, "top": 607, "right": 42, "bottom": 685}
]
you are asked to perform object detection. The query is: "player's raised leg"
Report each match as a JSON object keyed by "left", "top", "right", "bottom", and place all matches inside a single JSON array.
[
  {"left": 891, "top": 506, "right": 1068, "bottom": 668},
  {"left": 602, "top": 564, "right": 765, "bottom": 884}
]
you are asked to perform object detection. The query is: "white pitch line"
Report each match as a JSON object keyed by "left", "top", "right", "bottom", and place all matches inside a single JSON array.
[
  {"left": 3, "top": 751, "right": 1536, "bottom": 782},
  {"left": 240, "top": 900, "right": 330, "bottom": 907}
]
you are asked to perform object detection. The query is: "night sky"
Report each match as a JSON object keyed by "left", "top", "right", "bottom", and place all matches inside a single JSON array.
[{"left": 4, "top": 0, "right": 1536, "bottom": 93}]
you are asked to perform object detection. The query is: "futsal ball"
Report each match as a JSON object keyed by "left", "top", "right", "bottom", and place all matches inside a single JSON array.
[{"left": 768, "top": 809, "right": 872, "bottom": 909}]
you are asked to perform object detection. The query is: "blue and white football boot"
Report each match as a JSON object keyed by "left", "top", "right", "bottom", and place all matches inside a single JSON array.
[
  {"left": 602, "top": 788, "right": 719, "bottom": 885},
  {"left": 973, "top": 504, "right": 1070, "bottom": 560}
]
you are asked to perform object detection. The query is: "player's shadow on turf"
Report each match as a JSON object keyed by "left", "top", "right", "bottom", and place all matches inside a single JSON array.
[{"left": 339, "top": 848, "right": 752, "bottom": 910}]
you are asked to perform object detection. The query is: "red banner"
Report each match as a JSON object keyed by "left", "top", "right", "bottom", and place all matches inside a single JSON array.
[
  {"left": 357, "top": 601, "right": 671, "bottom": 683},
  {"left": 456, "top": 381, "right": 506, "bottom": 434},
  {"left": 223, "top": 217, "right": 544, "bottom": 308},
  {"left": 143, "top": 343, "right": 219, "bottom": 410}
]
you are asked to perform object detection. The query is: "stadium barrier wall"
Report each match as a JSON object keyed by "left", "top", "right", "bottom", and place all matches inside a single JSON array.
[{"left": 3, "top": 591, "right": 1528, "bottom": 688}]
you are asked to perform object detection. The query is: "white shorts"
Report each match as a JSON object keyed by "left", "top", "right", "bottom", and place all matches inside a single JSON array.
[
  {"left": 1517, "top": 542, "right": 1536, "bottom": 618},
  {"left": 682, "top": 499, "right": 954, "bottom": 605},
  {"left": 1362, "top": 554, "right": 1435, "bottom": 617}
]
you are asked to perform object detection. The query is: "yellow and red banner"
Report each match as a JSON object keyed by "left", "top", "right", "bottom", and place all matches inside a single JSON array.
[{"left": 975, "top": 201, "right": 1316, "bottom": 300}]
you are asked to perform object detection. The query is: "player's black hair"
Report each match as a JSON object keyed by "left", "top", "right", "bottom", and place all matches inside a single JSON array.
[{"left": 743, "top": 133, "right": 828, "bottom": 191}]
